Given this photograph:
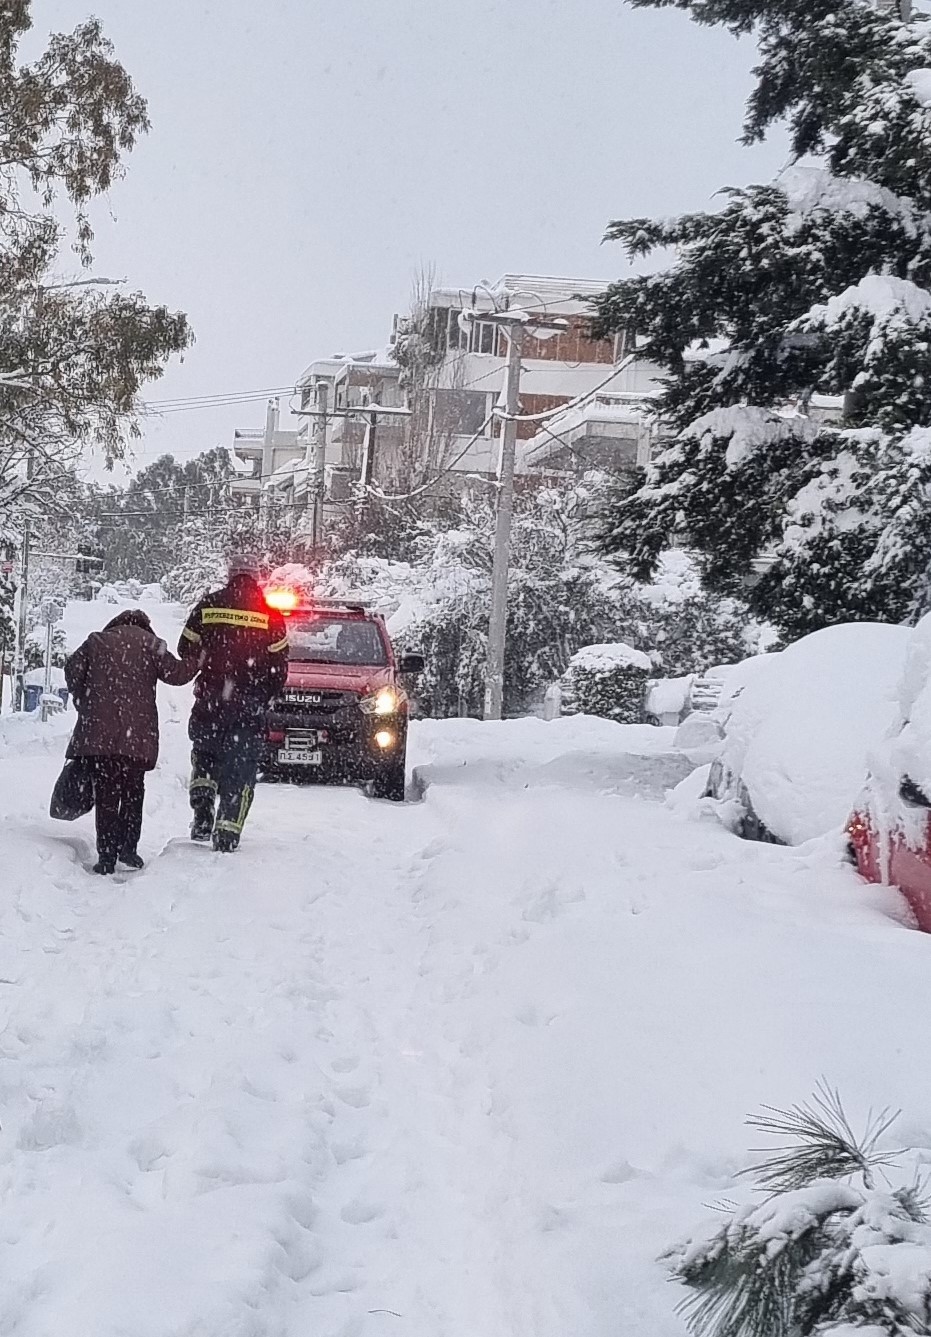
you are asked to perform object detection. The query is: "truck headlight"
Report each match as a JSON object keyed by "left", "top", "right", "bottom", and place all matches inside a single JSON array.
[
  {"left": 374, "top": 729, "right": 396, "bottom": 750},
  {"left": 361, "top": 688, "right": 399, "bottom": 716}
]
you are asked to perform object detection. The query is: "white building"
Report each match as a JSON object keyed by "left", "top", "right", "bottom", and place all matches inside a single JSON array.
[
  {"left": 413, "top": 273, "right": 662, "bottom": 477},
  {"left": 229, "top": 399, "right": 302, "bottom": 507},
  {"left": 250, "top": 272, "right": 665, "bottom": 529}
]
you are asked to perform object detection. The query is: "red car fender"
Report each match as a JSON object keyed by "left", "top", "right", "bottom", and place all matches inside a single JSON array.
[{"left": 848, "top": 808, "right": 931, "bottom": 932}]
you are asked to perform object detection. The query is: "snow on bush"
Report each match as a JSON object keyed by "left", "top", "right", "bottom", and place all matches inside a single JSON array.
[
  {"left": 711, "top": 623, "right": 911, "bottom": 844},
  {"left": 646, "top": 674, "right": 695, "bottom": 723},
  {"left": 560, "top": 643, "right": 652, "bottom": 724}
]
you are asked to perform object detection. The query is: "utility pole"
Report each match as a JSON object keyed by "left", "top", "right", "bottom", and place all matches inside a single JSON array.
[
  {"left": 12, "top": 456, "right": 34, "bottom": 712},
  {"left": 357, "top": 408, "right": 378, "bottom": 522},
  {"left": 311, "top": 381, "right": 329, "bottom": 549},
  {"left": 483, "top": 320, "right": 524, "bottom": 721},
  {"left": 260, "top": 397, "right": 279, "bottom": 535},
  {"left": 463, "top": 302, "right": 568, "bottom": 721},
  {"left": 12, "top": 282, "right": 43, "bottom": 713}
]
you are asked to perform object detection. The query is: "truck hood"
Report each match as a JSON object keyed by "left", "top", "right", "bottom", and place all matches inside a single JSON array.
[{"left": 285, "top": 662, "right": 394, "bottom": 696}]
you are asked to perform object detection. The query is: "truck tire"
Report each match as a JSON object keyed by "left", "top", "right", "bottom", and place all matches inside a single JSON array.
[{"left": 371, "top": 763, "right": 406, "bottom": 802}]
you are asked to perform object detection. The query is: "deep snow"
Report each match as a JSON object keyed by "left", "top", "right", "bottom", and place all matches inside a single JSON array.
[{"left": 0, "top": 600, "right": 929, "bottom": 1335}]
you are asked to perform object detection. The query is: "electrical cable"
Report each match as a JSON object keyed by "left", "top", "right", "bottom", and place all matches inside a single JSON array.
[
  {"left": 143, "top": 384, "right": 297, "bottom": 408},
  {"left": 493, "top": 354, "right": 637, "bottom": 424},
  {"left": 350, "top": 412, "right": 499, "bottom": 503}
]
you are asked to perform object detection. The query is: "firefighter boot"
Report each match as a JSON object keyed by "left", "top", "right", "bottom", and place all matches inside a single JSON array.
[
  {"left": 190, "top": 800, "right": 215, "bottom": 843},
  {"left": 212, "top": 828, "right": 240, "bottom": 853}
]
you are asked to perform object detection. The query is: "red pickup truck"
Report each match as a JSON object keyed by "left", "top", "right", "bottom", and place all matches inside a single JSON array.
[{"left": 262, "top": 593, "right": 424, "bottom": 801}]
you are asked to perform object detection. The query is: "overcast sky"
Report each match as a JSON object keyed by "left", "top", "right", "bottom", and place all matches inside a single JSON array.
[{"left": 36, "top": 0, "right": 786, "bottom": 477}]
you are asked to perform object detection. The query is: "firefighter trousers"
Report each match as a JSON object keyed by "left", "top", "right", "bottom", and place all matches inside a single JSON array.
[{"left": 189, "top": 741, "right": 261, "bottom": 849}]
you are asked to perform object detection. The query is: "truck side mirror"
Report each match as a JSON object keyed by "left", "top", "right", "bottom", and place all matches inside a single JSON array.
[{"left": 399, "top": 653, "right": 425, "bottom": 675}]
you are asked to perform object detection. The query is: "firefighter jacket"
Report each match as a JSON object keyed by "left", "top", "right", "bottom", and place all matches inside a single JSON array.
[{"left": 178, "top": 574, "right": 288, "bottom": 734}]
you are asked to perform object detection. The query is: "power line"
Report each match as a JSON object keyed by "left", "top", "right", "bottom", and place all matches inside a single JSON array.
[
  {"left": 92, "top": 498, "right": 315, "bottom": 525},
  {"left": 143, "top": 384, "right": 297, "bottom": 409},
  {"left": 495, "top": 355, "right": 638, "bottom": 424},
  {"left": 362, "top": 413, "right": 497, "bottom": 503}
]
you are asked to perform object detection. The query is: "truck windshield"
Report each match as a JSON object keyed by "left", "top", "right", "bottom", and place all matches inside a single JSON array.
[{"left": 286, "top": 614, "right": 388, "bottom": 667}]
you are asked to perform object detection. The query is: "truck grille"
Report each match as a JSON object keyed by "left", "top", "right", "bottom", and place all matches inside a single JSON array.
[{"left": 277, "top": 689, "right": 356, "bottom": 713}]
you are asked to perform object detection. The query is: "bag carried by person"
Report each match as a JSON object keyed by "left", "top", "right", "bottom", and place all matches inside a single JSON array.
[{"left": 49, "top": 757, "right": 95, "bottom": 821}]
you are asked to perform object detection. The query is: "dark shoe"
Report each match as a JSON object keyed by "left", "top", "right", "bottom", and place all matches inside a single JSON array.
[
  {"left": 191, "top": 815, "right": 214, "bottom": 843},
  {"left": 118, "top": 851, "right": 145, "bottom": 870},
  {"left": 92, "top": 860, "right": 115, "bottom": 876},
  {"left": 212, "top": 830, "right": 239, "bottom": 853}
]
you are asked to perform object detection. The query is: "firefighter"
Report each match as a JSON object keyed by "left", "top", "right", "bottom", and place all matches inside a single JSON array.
[{"left": 178, "top": 556, "right": 288, "bottom": 851}]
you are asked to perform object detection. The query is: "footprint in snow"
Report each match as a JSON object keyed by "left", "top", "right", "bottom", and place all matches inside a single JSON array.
[
  {"left": 340, "top": 1198, "right": 384, "bottom": 1225},
  {"left": 336, "top": 1084, "right": 371, "bottom": 1109},
  {"left": 601, "top": 1159, "right": 644, "bottom": 1185}
]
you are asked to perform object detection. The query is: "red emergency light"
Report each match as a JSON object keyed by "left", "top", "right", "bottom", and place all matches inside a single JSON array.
[{"left": 265, "top": 587, "right": 300, "bottom": 613}]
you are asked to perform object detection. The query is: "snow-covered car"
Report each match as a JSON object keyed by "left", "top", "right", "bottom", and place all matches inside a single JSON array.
[
  {"left": 703, "top": 623, "right": 912, "bottom": 845},
  {"left": 849, "top": 614, "right": 931, "bottom": 930}
]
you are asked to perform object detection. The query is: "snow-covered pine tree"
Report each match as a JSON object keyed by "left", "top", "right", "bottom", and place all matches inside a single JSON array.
[
  {"left": 595, "top": 0, "right": 931, "bottom": 637},
  {"left": 668, "top": 1086, "right": 931, "bottom": 1336}
]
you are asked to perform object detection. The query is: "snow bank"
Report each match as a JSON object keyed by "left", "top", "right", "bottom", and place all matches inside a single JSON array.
[
  {"left": 718, "top": 623, "right": 911, "bottom": 843},
  {"left": 673, "top": 712, "right": 724, "bottom": 765},
  {"left": 0, "top": 706, "right": 72, "bottom": 759},
  {"left": 411, "top": 714, "right": 693, "bottom": 800}
]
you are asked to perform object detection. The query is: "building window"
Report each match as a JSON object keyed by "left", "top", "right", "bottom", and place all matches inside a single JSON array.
[
  {"left": 441, "top": 307, "right": 467, "bottom": 352},
  {"left": 433, "top": 388, "right": 490, "bottom": 438},
  {"left": 469, "top": 320, "right": 498, "bottom": 355}
]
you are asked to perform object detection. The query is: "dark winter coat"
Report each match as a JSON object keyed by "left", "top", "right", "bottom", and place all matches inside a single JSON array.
[
  {"left": 65, "top": 610, "right": 196, "bottom": 771},
  {"left": 178, "top": 574, "right": 288, "bottom": 744}
]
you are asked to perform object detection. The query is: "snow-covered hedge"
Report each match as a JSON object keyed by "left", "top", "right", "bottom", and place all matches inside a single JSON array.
[{"left": 560, "top": 643, "right": 652, "bottom": 724}]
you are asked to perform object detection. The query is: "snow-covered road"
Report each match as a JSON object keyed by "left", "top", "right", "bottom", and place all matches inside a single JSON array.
[{"left": 1, "top": 600, "right": 931, "bottom": 1336}]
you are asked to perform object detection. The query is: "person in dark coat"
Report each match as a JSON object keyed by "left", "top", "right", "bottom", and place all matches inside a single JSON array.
[
  {"left": 65, "top": 609, "right": 196, "bottom": 875},
  {"left": 177, "top": 556, "right": 288, "bottom": 851}
]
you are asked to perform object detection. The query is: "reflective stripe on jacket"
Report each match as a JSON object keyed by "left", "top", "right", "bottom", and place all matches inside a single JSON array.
[{"left": 178, "top": 574, "right": 288, "bottom": 720}]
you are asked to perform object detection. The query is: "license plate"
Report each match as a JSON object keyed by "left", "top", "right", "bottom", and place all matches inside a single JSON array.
[{"left": 278, "top": 748, "right": 322, "bottom": 766}]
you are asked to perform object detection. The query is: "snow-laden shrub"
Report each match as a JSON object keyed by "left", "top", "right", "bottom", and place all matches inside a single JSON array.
[
  {"left": 645, "top": 674, "right": 695, "bottom": 724},
  {"left": 560, "top": 643, "right": 652, "bottom": 724},
  {"left": 668, "top": 1086, "right": 931, "bottom": 1337}
]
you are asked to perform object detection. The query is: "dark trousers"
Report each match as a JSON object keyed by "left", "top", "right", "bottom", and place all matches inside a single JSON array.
[
  {"left": 89, "top": 757, "right": 146, "bottom": 867},
  {"left": 189, "top": 740, "right": 261, "bottom": 848}
]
